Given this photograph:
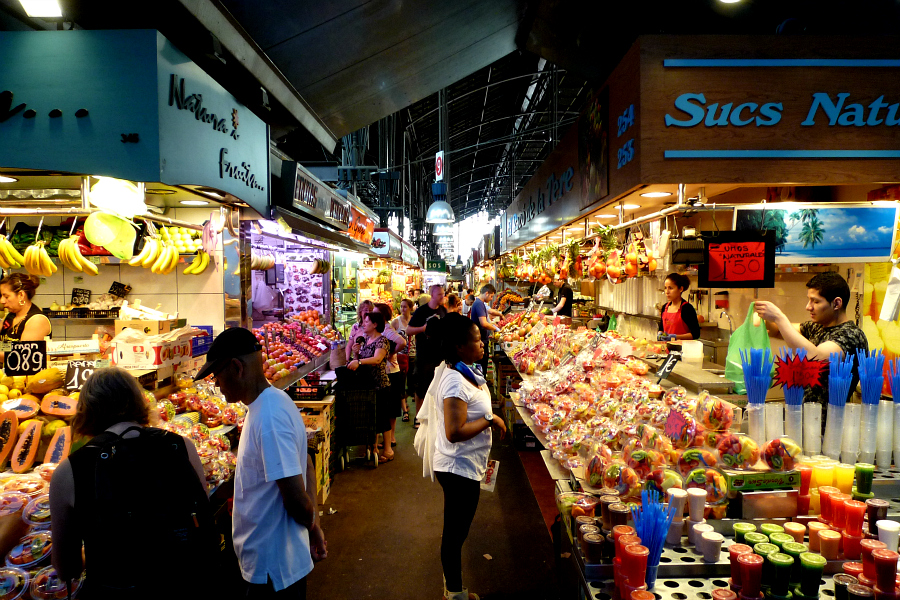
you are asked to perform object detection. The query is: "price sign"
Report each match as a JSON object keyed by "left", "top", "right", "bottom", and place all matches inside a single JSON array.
[
  {"left": 108, "top": 281, "right": 132, "bottom": 298},
  {"left": 65, "top": 359, "right": 101, "bottom": 391},
  {"left": 71, "top": 288, "right": 91, "bottom": 306},
  {"left": 699, "top": 230, "right": 775, "bottom": 288},
  {"left": 4, "top": 341, "right": 46, "bottom": 376},
  {"left": 656, "top": 352, "right": 680, "bottom": 383},
  {"left": 775, "top": 355, "right": 827, "bottom": 388},
  {"left": 664, "top": 408, "right": 691, "bottom": 442}
]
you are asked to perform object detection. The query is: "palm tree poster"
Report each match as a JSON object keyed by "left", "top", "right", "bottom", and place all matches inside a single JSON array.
[{"left": 734, "top": 204, "right": 898, "bottom": 264}]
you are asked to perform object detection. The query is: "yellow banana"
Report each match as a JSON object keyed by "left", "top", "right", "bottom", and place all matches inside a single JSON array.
[
  {"left": 38, "top": 243, "right": 54, "bottom": 276},
  {"left": 183, "top": 252, "right": 202, "bottom": 275},
  {"left": 23, "top": 245, "right": 37, "bottom": 275},
  {"left": 2, "top": 238, "right": 25, "bottom": 266},
  {"left": 165, "top": 245, "right": 179, "bottom": 274},
  {"left": 141, "top": 239, "right": 159, "bottom": 268},
  {"left": 0, "top": 246, "right": 10, "bottom": 269},
  {"left": 0, "top": 238, "right": 14, "bottom": 269},
  {"left": 63, "top": 238, "right": 83, "bottom": 272},
  {"left": 151, "top": 242, "right": 169, "bottom": 274},
  {"left": 128, "top": 237, "right": 152, "bottom": 266},
  {"left": 193, "top": 250, "right": 210, "bottom": 275},
  {"left": 56, "top": 238, "right": 71, "bottom": 270},
  {"left": 77, "top": 251, "right": 98, "bottom": 276}
]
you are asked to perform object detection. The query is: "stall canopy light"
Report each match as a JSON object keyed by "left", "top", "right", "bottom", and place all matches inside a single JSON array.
[
  {"left": 180, "top": 200, "right": 210, "bottom": 206},
  {"left": 426, "top": 182, "right": 455, "bottom": 224},
  {"left": 622, "top": 204, "right": 641, "bottom": 210},
  {"left": 18, "top": 0, "right": 61, "bottom": 17},
  {"left": 0, "top": 176, "right": 18, "bottom": 183},
  {"left": 640, "top": 191, "right": 672, "bottom": 198},
  {"left": 596, "top": 214, "right": 617, "bottom": 219}
]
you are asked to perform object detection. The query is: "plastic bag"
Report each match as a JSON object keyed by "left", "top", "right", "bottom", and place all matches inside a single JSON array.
[{"left": 723, "top": 302, "right": 771, "bottom": 395}]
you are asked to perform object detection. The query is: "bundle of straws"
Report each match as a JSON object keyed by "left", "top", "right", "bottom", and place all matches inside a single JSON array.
[
  {"left": 741, "top": 348, "right": 774, "bottom": 404},
  {"left": 828, "top": 352, "right": 855, "bottom": 407},
  {"left": 630, "top": 489, "right": 677, "bottom": 588},
  {"left": 889, "top": 358, "right": 900, "bottom": 398},
  {"left": 855, "top": 349, "right": 886, "bottom": 406},
  {"left": 778, "top": 347, "right": 807, "bottom": 406}
]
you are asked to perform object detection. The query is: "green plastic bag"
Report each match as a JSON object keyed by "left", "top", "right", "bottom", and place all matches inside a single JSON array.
[
  {"left": 607, "top": 313, "right": 618, "bottom": 332},
  {"left": 724, "top": 302, "right": 772, "bottom": 395}
]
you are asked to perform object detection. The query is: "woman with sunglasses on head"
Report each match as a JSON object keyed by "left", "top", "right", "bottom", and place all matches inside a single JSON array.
[
  {"left": 347, "top": 310, "right": 395, "bottom": 463},
  {"left": 430, "top": 313, "right": 506, "bottom": 600},
  {"left": 345, "top": 299, "right": 375, "bottom": 361}
]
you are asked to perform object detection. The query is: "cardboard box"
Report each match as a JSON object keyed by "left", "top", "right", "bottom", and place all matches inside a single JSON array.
[
  {"left": 111, "top": 338, "right": 193, "bottom": 370},
  {"left": 114, "top": 319, "right": 179, "bottom": 336},
  {"left": 296, "top": 398, "right": 334, "bottom": 437}
]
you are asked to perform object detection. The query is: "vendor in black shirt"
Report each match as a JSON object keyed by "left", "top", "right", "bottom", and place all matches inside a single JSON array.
[
  {"left": 552, "top": 277, "right": 574, "bottom": 318},
  {"left": 658, "top": 272, "right": 701, "bottom": 340},
  {"left": 406, "top": 284, "right": 447, "bottom": 427}
]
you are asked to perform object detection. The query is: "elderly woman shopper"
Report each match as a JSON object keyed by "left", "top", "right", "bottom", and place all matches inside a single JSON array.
[
  {"left": 427, "top": 313, "right": 506, "bottom": 600},
  {"left": 49, "top": 367, "right": 219, "bottom": 599},
  {"left": 346, "top": 299, "right": 375, "bottom": 361},
  {"left": 374, "top": 302, "right": 406, "bottom": 453},
  {"left": 348, "top": 310, "right": 395, "bottom": 463}
]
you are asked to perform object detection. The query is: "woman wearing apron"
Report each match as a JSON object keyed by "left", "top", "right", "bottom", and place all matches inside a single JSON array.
[
  {"left": 0, "top": 273, "right": 50, "bottom": 345},
  {"left": 658, "top": 272, "right": 701, "bottom": 341}
]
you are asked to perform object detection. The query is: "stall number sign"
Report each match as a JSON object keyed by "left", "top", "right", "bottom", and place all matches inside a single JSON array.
[
  {"left": 108, "top": 281, "right": 131, "bottom": 298},
  {"left": 70, "top": 288, "right": 91, "bottom": 306},
  {"left": 65, "top": 359, "right": 108, "bottom": 391},
  {"left": 4, "top": 341, "right": 46, "bottom": 376},
  {"left": 707, "top": 241, "right": 765, "bottom": 282},
  {"left": 656, "top": 352, "right": 680, "bottom": 382}
]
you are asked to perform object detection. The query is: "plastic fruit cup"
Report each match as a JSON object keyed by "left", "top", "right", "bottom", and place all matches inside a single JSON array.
[
  {"left": 798, "top": 464, "right": 813, "bottom": 495},
  {"left": 810, "top": 488, "right": 821, "bottom": 515},
  {"left": 847, "top": 583, "right": 876, "bottom": 600},
  {"left": 834, "top": 573, "right": 861, "bottom": 600},
  {"left": 856, "top": 463, "right": 875, "bottom": 495},
  {"left": 867, "top": 499, "right": 891, "bottom": 537},
  {"left": 797, "top": 494, "right": 811, "bottom": 516},
  {"left": 768, "top": 532, "right": 795, "bottom": 552},
  {"left": 819, "top": 529, "right": 842, "bottom": 559},
  {"left": 692, "top": 523, "right": 714, "bottom": 550},
  {"left": 808, "top": 521, "right": 831, "bottom": 552},
  {"left": 744, "top": 532, "right": 770, "bottom": 548},
  {"left": 760, "top": 523, "right": 785, "bottom": 538},
  {"left": 845, "top": 500, "right": 868, "bottom": 537},
  {"left": 618, "top": 534, "right": 642, "bottom": 560},
  {"left": 814, "top": 462, "right": 836, "bottom": 488},
  {"left": 734, "top": 522, "right": 757, "bottom": 545},
  {"left": 668, "top": 488, "right": 688, "bottom": 517},
  {"left": 712, "top": 589, "right": 738, "bottom": 600},
  {"left": 767, "top": 552, "right": 794, "bottom": 597},
  {"left": 819, "top": 486, "right": 841, "bottom": 523},
  {"left": 861, "top": 539, "right": 887, "bottom": 580},
  {"left": 784, "top": 522, "right": 806, "bottom": 544},
  {"left": 599, "top": 495, "right": 619, "bottom": 529},
  {"left": 844, "top": 531, "right": 865, "bottom": 560},
  {"left": 799, "top": 552, "right": 828, "bottom": 597},
  {"left": 872, "top": 548, "right": 900, "bottom": 593},
  {"left": 843, "top": 562, "right": 864, "bottom": 578},
  {"left": 877, "top": 520, "right": 900, "bottom": 553},
  {"left": 835, "top": 463, "right": 856, "bottom": 494},
  {"left": 622, "top": 544, "right": 649, "bottom": 584},
  {"left": 737, "top": 552, "right": 764, "bottom": 598},
  {"left": 702, "top": 531, "right": 725, "bottom": 563},
  {"left": 781, "top": 541, "right": 808, "bottom": 585},
  {"left": 612, "top": 526, "right": 636, "bottom": 555},
  {"left": 832, "top": 493, "right": 853, "bottom": 530},
  {"left": 753, "top": 542, "right": 779, "bottom": 588},
  {"left": 729, "top": 544, "right": 754, "bottom": 587},
  {"left": 666, "top": 519, "right": 684, "bottom": 545}
]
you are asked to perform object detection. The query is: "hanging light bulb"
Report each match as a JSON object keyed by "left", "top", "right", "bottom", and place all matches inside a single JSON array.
[{"left": 425, "top": 182, "right": 455, "bottom": 224}]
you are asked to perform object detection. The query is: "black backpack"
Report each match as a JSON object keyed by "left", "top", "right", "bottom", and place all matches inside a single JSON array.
[{"left": 70, "top": 426, "right": 222, "bottom": 598}]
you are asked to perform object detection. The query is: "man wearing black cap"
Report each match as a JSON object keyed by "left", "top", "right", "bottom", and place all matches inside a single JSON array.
[{"left": 196, "top": 327, "right": 327, "bottom": 597}]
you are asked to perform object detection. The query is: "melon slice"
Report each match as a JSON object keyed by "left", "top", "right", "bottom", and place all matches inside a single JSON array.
[
  {"left": 44, "top": 426, "right": 70, "bottom": 464},
  {"left": 40, "top": 395, "right": 76, "bottom": 418},
  {"left": 11, "top": 420, "right": 41, "bottom": 473}
]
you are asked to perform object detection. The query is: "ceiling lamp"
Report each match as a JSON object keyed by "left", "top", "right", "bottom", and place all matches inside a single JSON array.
[
  {"left": 622, "top": 204, "right": 641, "bottom": 210},
  {"left": 596, "top": 214, "right": 618, "bottom": 219},
  {"left": 640, "top": 191, "right": 672, "bottom": 198},
  {"left": 0, "top": 176, "right": 18, "bottom": 183},
  {"left": 180, "top": 200, "right": 210, "bottom": 206},
  {"left": 426, "top": 182, "right": 455, "bottom": 224},
  {"left": 18, "top": 0, "right": 61, "bottom": 17}
]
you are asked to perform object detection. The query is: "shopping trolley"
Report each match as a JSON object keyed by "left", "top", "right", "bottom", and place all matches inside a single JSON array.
[{"left": 334, "top": 365, "right": 379, "bottom": 469}]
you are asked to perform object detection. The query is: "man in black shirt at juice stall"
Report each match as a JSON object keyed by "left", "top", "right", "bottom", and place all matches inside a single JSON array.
[{"left": 406, "top": 284, "right": 446, "bottom": 428}]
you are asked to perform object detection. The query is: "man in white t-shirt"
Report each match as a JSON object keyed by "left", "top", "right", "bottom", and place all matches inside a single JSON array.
[{"left": 195, "top": 328, "right": 327, "bottom": 597}]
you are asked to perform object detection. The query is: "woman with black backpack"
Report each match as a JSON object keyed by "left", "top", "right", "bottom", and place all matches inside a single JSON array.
[{"left": 49, "top": 367, "right": 224, "bottom": 600}]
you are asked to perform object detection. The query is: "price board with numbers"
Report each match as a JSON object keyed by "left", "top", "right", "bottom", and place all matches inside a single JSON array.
[
  {"left": 656, "top": 352, "right": 680, "bottom": 383},
  {"left": 4, "top": 341, "right": 46, "bottom": 376},
  {"left": 71, "top": 288, "right": 91, "bottom": 306},
  {"left": 698, "top": 230, "right": 775, "bottom": 289},
  {"left": 65, "top": 359, "right": 108, "bottom": 391},
  {"left": 108, "top": 281, "right": 132, "bottom": 298}
]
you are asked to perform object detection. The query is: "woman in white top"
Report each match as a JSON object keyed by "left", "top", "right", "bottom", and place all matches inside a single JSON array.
[
  {"left": 392, "top": 298, "right": 415, "bottom": 421},
  {"left": 374, "top": 303, "right": 406, "bottom": 454},
  {"left": 432, "top": 313, "right": 506, "bottom": 600}
]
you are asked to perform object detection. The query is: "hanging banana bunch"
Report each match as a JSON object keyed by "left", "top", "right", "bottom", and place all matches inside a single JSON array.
[
  {"left": 183, "top": 250, "right": 210, "bottom": 275},
  {"left": 250, "top": 253, "right": 275, "bottom": 270},
  {"left": 57, "top": 236, "right": 99, "bottom": 275},
  {"left": 127, "top": 237, "right": 180, "bottom": 275},
  {"left": 0, "top": 235, "right": 25, "bottom": 270},
  {"left": 24, "top": 241, "right": 56, "bottom": 277}
]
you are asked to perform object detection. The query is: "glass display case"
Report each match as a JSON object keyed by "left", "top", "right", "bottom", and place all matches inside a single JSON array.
[{"left": 332, "top": 253, "right": 360, "bottom": 339}]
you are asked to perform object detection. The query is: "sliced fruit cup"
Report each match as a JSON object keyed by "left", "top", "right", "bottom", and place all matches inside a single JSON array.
[
  {"left": 30, "top": 566, "right": 84, "bottom": 600},
  {"left": 5, "top": 531, "right": 51, "bottom": 569},
  {"left": 0, "top": 493, "right": 29, "bottom": 518},
  {"left": 1, "top": 477, "right": 45, "bottom": 499},
  {"left": 22, "top": 495, "right": 50, "bottom": 529},
  {"left": 0, "top": 566, "right": 29, "bottom": 600}
]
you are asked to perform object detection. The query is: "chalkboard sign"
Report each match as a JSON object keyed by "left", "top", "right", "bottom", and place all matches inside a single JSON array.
[
  {"left": 698, "top": 230, "right": 775, "bottom": 289},
  {"left": 71, "top": 288, "right": 91, "bottom": 306},
  {"left": 108, "top": 281, "right": 132, "bottom": 298},
  {"left": 656, "top": 352, "right": 681, "bottom": 383},
  {"left": 5, "top": 341, "right": 46, "bottom": 376},
  {"left": 65, "top": 359, "right": 104, "bottom": 391}
]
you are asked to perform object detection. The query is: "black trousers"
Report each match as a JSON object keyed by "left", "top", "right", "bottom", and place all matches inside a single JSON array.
[
  {"left": 436, "top": 471, "right": 481, "bottom": 592},
  {"left": 244, "top": 576, "right": 307, "bottom": 599}
]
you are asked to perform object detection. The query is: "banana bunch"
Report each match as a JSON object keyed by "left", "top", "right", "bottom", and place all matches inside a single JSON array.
[
  {"left": 24, "top": 241, "right": 57, "bottom": 277},
  {"left": 183, "top": 250, "right": 210, "bottom": 275},
  {"left": 310, "top": 258, "right": 331, "bottom": 274},
  {"left": 57, "top": 236, "right": 99, "bottom": 275},
  {"left": 127, "top": 238, "right": 180, "bottom": 274},
  {"left": 250, "top": 253, "right": 275, "bottom": 270},
  {"left": 0, "top": 236, "right": 25, "bottom": 270}
]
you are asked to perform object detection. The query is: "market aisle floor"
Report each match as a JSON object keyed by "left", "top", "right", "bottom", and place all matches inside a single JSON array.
[{"left": 308, "top": 412, "right": 560, "bottom": 600}]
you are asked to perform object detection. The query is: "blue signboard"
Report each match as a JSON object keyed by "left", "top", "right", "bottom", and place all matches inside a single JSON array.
[{"left": 0, "top": 30, "right": 269, "bottom": 216}]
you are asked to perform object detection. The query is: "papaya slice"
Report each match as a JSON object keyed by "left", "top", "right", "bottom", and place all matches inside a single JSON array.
[
  {"left": 6, "top": 397, "right": 38, "bottom": 421},
  {"left": 11, "top": 420, "right": 41, "bottom": 473},
  {"left": 0, "top": 411, "right": 18, "bottom": 466},
  {"left": 44, "top": 426, "right": 70, "bottom": 464},
  {"left": 40, "top": 395, "right": 76, "bottom": 418}
]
